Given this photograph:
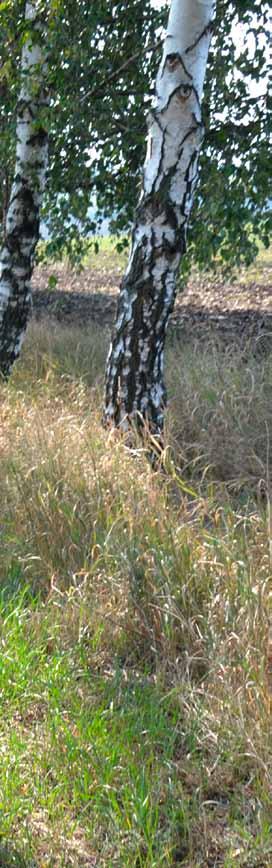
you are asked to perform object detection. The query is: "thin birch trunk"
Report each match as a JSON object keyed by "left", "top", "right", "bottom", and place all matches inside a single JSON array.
[
  {"left": 0, "top": 1, "right": 48, "bottom": 376},
  {"left": 104, "top": 0, "right": 215, "bottom": 435}
]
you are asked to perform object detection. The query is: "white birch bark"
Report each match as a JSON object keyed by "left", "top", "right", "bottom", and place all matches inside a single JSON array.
[
  {"left": 0, "top": 0, "right": 48, "bottom": 376},
  {"left": 104, "top": 0, "right": 215, "bottom": 434}
]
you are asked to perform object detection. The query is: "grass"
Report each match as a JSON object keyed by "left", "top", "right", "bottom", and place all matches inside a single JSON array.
[
  {"left": 0, "top": 314, "right": 271, "bottom": 866},
  {"left": 238, "top": 243, "right": 272, "bottom": 285},
  {"left": 38, "top": 236, "right": 129, "bottom": 273},
  {"left": 38, "top": 235, "right": 272, "bottom": 284},
  {"left": 38, "top": 234, "right": 272, "bottom": 282}
]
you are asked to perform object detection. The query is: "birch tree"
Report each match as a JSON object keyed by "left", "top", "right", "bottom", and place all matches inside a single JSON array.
[
  {"left": 104, "top": 0, "right": 215, "bottom": 435},
  {"left": 0, "top": 0, "right": 48, "bottom": 376}
]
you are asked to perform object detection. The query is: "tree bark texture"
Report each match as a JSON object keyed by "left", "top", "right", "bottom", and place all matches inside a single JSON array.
[
  {"left": 0, "top": 1, "right": 48, "bottom": 376},
  {"left": 104, "top": 0, "right": 215, "bottom": 434}
]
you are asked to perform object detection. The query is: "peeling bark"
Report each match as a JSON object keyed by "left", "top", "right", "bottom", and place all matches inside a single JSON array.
[
  {"left": 104, "top": 0, "right": 215, "bottom": 435},
  {"left": 0, "top": 1, "right": 48, "bottom": 376}
]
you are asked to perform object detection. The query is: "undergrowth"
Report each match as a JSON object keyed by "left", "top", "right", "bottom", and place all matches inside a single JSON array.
[{"left": 0, "top": 321, "right": 271, "bottom": 867}]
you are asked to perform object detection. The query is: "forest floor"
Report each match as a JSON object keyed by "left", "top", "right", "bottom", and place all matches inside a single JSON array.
[{"left": 0, "top": 244, "right": 271, "bottom": 867}]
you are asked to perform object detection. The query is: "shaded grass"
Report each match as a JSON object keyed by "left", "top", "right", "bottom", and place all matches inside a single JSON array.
[
  {"left": 0, "top": 320, "right": 271, "bottom": 866},
  {"left": 167, "top": 335, "right": 272, "bottom": 490}
]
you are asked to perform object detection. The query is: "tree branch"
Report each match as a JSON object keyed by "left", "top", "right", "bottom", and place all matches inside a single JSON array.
[
  {"left": 206, "top": 119, "right": 262, "bottom": 144},
  {"left": 80, "top": 37, "right": 164, "bottom": 104}
]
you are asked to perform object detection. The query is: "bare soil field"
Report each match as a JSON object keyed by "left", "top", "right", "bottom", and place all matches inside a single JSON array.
[{"left": 32, "top": 246, "right": 272, "bottom": 351}]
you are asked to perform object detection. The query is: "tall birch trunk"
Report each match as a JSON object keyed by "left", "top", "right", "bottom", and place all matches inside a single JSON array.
[
  {"left": 0, "top": 1, "right": 48, "bottom": 377},
  {"left": 104, "top": 0, "right": 215, "bottom": 434}
]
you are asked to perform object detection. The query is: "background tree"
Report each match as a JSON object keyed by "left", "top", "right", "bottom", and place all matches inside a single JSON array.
[
  {"left": 0, "top": 0, "right": 167, "bottom": 262},
  {"left": 0, "top": 0, "right": 49, "bottom": 375}
]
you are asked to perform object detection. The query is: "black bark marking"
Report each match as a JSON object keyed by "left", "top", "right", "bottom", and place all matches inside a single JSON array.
[
  {"left": 0, "top": 181, "right": 43, "bottom": 373},
  {"left": 185, "top": 21, "right": 214, "bottom": 54},
  {"left": 17, "top": 99, "right": 36, "bottom": 120},
  {"left": 161, "top": 51, "right": 193, "bottom": 81},
  {"left": 27, "top": 127, "right": 47, "bottom": 147},
  {"left": 160, "top": 82, "right": 192, "bottom": 115}
]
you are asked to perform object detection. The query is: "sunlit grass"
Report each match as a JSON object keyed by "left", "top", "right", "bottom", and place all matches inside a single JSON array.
[
  {"left": 37, "top": 235, "right": 272, "bottom": 282},
  {"left": 37, "top": 235, "right": 129, "bottom": 273},
  {"left": 0, "top": 320, "right": 271, "bottom": 866}
]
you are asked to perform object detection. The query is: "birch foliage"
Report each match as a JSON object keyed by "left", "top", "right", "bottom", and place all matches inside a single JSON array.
[{"left": 0, "top": 0, "right": 270, "bottom": 271}]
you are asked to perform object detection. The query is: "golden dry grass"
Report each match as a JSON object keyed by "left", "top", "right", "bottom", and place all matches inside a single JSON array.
[{"left": 0, "top": 319, "right": 271, "bottom": 866}]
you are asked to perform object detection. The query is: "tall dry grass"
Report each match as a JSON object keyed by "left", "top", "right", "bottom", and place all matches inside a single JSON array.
[{"left": 0, "top": 319, "right": 271, "bottom": 866}]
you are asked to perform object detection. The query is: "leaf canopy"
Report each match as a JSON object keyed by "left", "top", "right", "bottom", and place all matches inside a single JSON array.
[{"left": 0, "top": 0, "right": 270, "bottom": 271}]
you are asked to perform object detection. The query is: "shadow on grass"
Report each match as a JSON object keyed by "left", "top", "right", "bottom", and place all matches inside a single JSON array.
[{"left": 32, "top": 285, "right": 272, "bottom": 356}]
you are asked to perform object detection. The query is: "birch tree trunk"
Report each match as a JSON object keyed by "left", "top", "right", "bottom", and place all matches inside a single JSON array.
[
  {"left": 104, "top": 0, "right": 215, "bottom": 435},
  {"left": 0, "top": 1, "right": 48, "bottom": 377}
]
